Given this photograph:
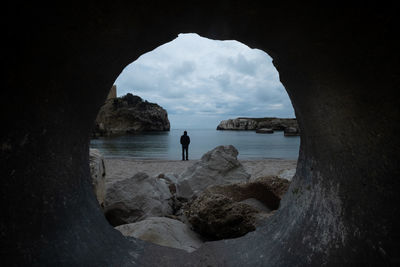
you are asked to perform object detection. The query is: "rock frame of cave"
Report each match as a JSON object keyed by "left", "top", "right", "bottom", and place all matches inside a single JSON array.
[{"left": 2, "top": 3, "right": 400, "bottom": 266}]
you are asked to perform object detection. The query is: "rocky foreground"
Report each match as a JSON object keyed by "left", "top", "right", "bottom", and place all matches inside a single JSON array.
[
  {"left": 89, "top": 146, "right": 296, "bottom": 253},
  {"left": 92, "top": 93, "right": 170, "bottom": 137},
  {"left": 217, "top": 117, "right": 300, "bottom": 136}
]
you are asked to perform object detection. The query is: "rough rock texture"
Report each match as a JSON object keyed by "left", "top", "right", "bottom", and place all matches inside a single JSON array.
[
  {"left": 115, "top": 217, "right": 203, "bottom": 253},
  {"left": 185, "top": 176, "right": 289, "bottom": 240},
  {"left": 206, "top": 175, "right": 290, "bottom": 210},
  {"left": 217, "top": 117, "right": 298, "bottom": 132},
  {"left": 3, "top": 4, "right": 400, "bottom": 266},
  {"left": 89, "top": 148, "right": 106, "bottom": 207},
  {"left": 157, "top": 173, "right": 179, "bottom": 195},
  {"left": 93, "top": 93, "right": 170, "bottom": 137},
  {"left": 277, "top": 169, "right": 296, "bottom": 181},
  {"left": 176, "top": 145, "right": 250, "bottom": 199},
  {"left": 284, "top": 126, "right": 300, "bottom": 136},
  {"left": 186, "top": 192, "right": 258, "bottom": 240},
  {"left": 239, "top": 198, "right": 271, "bottom": 213},
  {"left": 256, "top": 128, "right": 274, "bottom": 134},
  {"left": 104, "top": 172, "right": 173, "bottom": 226}
]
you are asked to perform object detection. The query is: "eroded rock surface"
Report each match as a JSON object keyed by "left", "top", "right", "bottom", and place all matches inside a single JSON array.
[
  {"left": 176, "top": 145, "right": 250, "bottom": 199},
  {"left": 217, "top": 117, "right": 298, "bottom": 132},
  {"left": 115, "top": 217, "right": 203, "bottom": 252},
  {"left": 284, "top": 126, "right": 300, "bottom": 136},
  {"left": 206, "top": 175, "right": 290, "bottom": 210},
  {"left": 4, "top": 4, "right": 398, "bottom": 266},
  {"left": 104, "top": 172, "right": 173, "bottom": 226},
  {"left": 93, "top": 93, "right": 170, "bottom": 137},
  {"left": 185, "top": 192, "right": 258, "bottom": 240},
  {"left": 184, "top": 175, "right": 290, "bottom": 240},
  {"left": 277, "top": 169, "right": 296, "bottom": 181},
  {"left": 89, "top": 148, "right": 106, "bottom": 207}
]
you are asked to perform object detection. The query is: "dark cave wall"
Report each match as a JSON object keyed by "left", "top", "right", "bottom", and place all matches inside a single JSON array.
[{"left": 1, "top": 3, "right": 399, "bottom": 266}]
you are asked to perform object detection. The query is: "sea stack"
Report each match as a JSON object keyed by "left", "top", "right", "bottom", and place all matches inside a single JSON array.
[{"left": 93, "top": 86, "right": 170, "bottom": 137}]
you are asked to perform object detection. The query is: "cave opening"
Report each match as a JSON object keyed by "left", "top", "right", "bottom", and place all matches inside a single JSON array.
[
  {"left": 89, "top": 33, "right": 300, "bottom": 251},
  {"left": 4, "top": 4, "right": 398, "bottom": 266}
]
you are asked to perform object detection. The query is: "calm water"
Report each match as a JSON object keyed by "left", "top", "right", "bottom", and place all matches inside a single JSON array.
[{"left": 90, "top": 129, "right": 300, "bottom": 160}]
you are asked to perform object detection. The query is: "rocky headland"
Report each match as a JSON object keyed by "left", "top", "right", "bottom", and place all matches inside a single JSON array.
[
  {"left": 217, "top": 117, "right": 300, "bottom": 136},
  {"left": 92, "top": 93, "right": 170, "bottom": 137}
]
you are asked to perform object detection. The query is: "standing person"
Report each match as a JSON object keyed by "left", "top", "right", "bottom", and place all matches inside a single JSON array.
[{"left": 180, "top": 130, "right": 190, "bottom": 161}]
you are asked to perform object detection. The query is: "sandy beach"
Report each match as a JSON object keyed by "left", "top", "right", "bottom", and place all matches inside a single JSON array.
[{"left": 104, "top": 157, "right": 297, "bottom": 185}]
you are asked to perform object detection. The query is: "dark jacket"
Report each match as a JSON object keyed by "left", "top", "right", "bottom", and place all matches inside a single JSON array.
[{"left": 180, "top": 134, "right": 190, "bottom": 147}]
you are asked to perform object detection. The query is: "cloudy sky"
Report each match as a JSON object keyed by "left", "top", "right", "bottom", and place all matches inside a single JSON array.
[{"left": 114, "top": 33, "right": 294, "bottom": 129}]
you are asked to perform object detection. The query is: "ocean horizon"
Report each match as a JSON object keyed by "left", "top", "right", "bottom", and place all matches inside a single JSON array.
[{"left": 90, "top": 128, "right": 300, "bottom": 160}]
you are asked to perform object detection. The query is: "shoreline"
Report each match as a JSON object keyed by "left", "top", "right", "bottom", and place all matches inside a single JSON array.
[
  {"left": 103, "top": 156, "right": 298, "bottom": 160},
  {"left": 103, "top": 157, "right": 297, "bottom": 185}
]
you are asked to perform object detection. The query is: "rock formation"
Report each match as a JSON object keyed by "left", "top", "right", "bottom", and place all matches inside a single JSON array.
[
  {"left": 217, "top": 117, "right": 299, "bottom": 135},
  {"left": 277, "top": 169, "right": 296, "bottom": 181},
  {"left": 104, "top": 172, "right": 173, "bottom": 226},
  {"left": 256, "top": 128, "right": 274, "bottom": 134},
  {"left": 89, "top": 149, "right": 106, "bottom": 207},
  {"left": 185, "top": 175, "right": 290, "bottom": 240},
  {"left": 185, "top": 192, "right": 258, "bottom": 240},
  {"left": 284, "top": 126, "right": 300, "bottom": 136},
  {"left": 115, "top": 217, "right": 204, "bottom": 253},
  {"left": 176, "top": 145, "right": 250, "bottom": 200},
  {"left": 92, "top": 93, "right": 170, "bottom": 137},
  {"left": 206, "top": 175, "right": 290, "bottom": 208},
  {"left": 4, "top": 4, "right": 399, "bottom": 266}
]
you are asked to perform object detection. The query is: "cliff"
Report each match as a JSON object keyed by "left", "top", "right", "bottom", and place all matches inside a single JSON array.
[
  {"left": 92, "top": 93, "right": 170, "bottom": 137},
  {"left": 217, "top": 117, "right": 299, "bottom": 135}
]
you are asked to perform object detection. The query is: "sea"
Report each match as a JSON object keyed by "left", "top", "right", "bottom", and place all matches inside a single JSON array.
[{"left": 90, "top": 129, "right": 300, "bottom": 160}]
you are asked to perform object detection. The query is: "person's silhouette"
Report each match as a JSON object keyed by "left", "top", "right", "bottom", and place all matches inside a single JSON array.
[{"left": 180, "top": 130, "right": 190, "bottom": 161}]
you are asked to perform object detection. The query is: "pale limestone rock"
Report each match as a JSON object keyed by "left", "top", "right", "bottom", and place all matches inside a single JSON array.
[
  {"left": 278, "top": 169, "right": 296, "bottom": 181},
  {"left": 104, "top": 172, "right": 172, "bottom": 226},
  {"left": 115, "top": 217, "right": 203, "bottom": 252},
  {"left": 176, "top": 145, "right": 250, "bottom": 200},
  {"left": 216, "top": 117, "right": 299, "bottom": 131},
  {"left": 217, "top": 118, "right": 258, "bottom": 130},
  {"left": 89, "top": 148, "right": 106, "bottom": 207},
  {"left": 284, "top": 126, "right": 300, "bottom": 136}
]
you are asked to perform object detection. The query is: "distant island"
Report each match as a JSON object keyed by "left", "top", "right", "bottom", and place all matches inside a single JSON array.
[
  {"left": 217, "top": 117, "right": 299, "bottom": 136},
  {"left": 92, "top": 87, "right": 170, "bottom": 137}
]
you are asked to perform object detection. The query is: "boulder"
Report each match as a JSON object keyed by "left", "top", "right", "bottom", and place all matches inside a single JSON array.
[
  {"left": 104, "top": 172, "right": 173, "bottom": 226},
  {"left": 176, "top": 145, "right": 250, "bottom": 199},
  {"left": 89, "top": 148, "right": 106, "bottom": 207},
  {"left": 277, "top": 169, "right": 296, "bottom": 181},
  {"left": 239, "top": 198, "right": 271, "bottom": 213},
  {"left": 185, "top": 192, "right": 258, "bottom": 240},
  {"left": 157, "top": 173, "right": 179, "bottom": 195},
  {"left": 284, "top": 126, "right": 300, "bottom": 136},
  {"left": 256, "top": 128, "right": 274, "bottom": 134},
  {"left": 115, "top": 217, "right": 203, "bottom": 253},
  {"left": 206, "top": 175, "right": 290, "bottom": 210},
  {"left": 185, "top": 176, "right": 290, "bottom": 240}
]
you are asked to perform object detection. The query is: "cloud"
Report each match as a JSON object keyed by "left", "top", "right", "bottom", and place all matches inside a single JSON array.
[
  {"left": 171, "top": 61, "right": 196, "bottom": 78},
  {"left": 114, "top": 33, "right": 294, "bottom": 129},
  {"left": 225, "top": 53, "right": 258, "bottom": 75}
]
